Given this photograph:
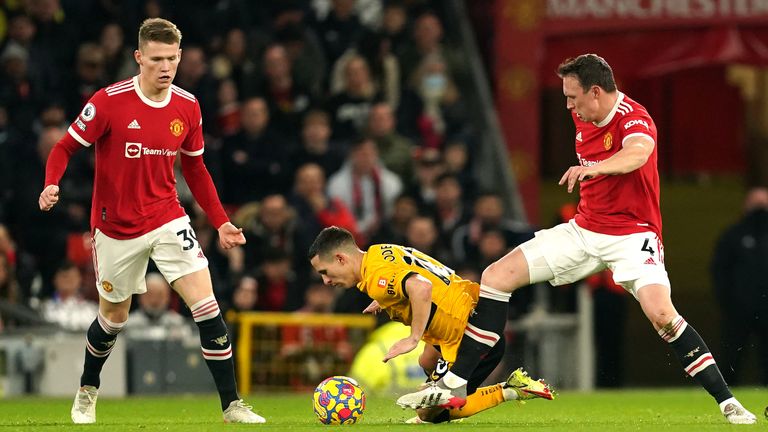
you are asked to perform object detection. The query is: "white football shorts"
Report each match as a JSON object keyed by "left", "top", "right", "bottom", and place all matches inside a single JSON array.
[
  {"left": 91, "top": 216, "right": 208, "bottom": 302},
  {"left": 519, "top": 219, "right": 670, "bottom": 298}
]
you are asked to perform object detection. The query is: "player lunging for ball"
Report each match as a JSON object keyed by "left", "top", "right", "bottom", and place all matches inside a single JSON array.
[
  {"left": 398, "top": 53, "right": 756, "bottom": 425},
  {"left": 39, "top": 18, "right": 264, "bottom": 424}
]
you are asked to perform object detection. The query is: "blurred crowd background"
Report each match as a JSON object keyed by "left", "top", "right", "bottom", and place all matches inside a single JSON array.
[{"left": 0, "top": 0, "right": 539, "bottom": 333}]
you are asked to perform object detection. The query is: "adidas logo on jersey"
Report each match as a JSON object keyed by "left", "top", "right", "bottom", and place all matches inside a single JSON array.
[
  {"left": 576, "top": 131, "right": 582, "bottom": 142},
  {"left": 128, "top": 119, "right": 141, "bottom": 129},
  {"left": 644, "top": 257, "right": 656, "bottom": 265}
]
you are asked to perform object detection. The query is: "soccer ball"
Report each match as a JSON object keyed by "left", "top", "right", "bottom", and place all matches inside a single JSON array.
[{"left": 313, "top": 376, "right": 366, "bottom": 425}]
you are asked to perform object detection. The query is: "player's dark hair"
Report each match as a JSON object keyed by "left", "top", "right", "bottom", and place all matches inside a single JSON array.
[
  {"left": 557, "top": 54, "right": 617, "bottom": 93},
  {"left": 308, "top": 226, "right": 356, "bottom": 261},
  {"left": 138, "top": 18, "right": 182, "bottom": 50}
]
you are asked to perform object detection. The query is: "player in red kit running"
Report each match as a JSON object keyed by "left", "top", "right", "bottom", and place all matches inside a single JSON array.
[
  {"left": 398, "top": 54, "right": 756, "bottom": 424},
  {"left": 38, "top": 18, "right": 264, "bottom": 424}
]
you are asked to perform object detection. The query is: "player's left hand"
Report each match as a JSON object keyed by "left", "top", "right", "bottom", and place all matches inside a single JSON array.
[
  {"left": 218, "top": 222, "right": 246, "bottom": 249},
  {"left": 559, "top": 165, "right": 598, "bottom": 193},
  {"left": 383, "top": 337, "right": 419, "bottom": 363}
]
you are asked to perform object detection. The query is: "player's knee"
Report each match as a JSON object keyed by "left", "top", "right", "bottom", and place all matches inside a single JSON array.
[
  {"left": 100, "top": 310, "right": 129, "bottom": 325},
  {"left": 647, "top": 308, "right": 677, "bottom": 330},
  {"left": 481, "top": 261, "right": 522, "bottom": 292}
]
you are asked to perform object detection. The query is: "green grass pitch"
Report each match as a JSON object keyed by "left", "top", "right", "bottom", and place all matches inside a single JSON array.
[{"left": 0, "top": 388, "right": 765, "bottom": 431}]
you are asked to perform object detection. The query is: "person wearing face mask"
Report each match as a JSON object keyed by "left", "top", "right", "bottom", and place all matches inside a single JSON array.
[{"left": 711, "top": 187, "right": 768, "bottom": 386}]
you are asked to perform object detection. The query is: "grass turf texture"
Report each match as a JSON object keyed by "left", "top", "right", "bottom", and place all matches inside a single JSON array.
[{"left": 0, "top": 388, "right": 765, "bottom": 431}]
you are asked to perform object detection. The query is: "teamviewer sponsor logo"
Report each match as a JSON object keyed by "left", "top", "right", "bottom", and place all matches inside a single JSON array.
[{"left": 125, "top": 142, "right": 142, "bottom": 158}]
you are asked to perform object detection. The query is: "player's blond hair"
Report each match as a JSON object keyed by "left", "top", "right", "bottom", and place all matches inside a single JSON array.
[{"left": 138, "top": 18, "right": 182, "bottom": 50}]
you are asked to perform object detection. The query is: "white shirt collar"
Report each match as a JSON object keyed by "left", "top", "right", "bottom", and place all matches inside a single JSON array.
[
  {"left": 594, "top": 91, "right": 624, "bottom": 128},
  {"left": 133, "top": 75, "right": 172, "bottom": 108}
]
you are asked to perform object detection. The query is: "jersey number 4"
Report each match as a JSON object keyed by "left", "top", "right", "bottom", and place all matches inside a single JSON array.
[{"left": 641, "top": 238, "right": 655, "bottom": 256}]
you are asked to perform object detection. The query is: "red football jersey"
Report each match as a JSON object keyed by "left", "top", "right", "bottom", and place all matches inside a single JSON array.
[
  {"left": 572, "top": 92, "right": 662, "bottom": 239},
  {"left": 66, "top": 77, "right": 204, "bottom": 239}
]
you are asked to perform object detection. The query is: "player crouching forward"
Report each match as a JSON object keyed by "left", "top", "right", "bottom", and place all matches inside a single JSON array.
[{"left": 308, "top": 226, "right": 553, "bottom": 423}]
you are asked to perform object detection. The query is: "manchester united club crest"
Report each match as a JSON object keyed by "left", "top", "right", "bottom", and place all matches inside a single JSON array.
[
  {"left": 101, "top": 280, "right": 114, "bottom": 292},
  {"left": 603, "top": 132, "right": 613, "bottom": 150},
  {"left": 170, "top": 118, "right": 184, "bottom": 137}
]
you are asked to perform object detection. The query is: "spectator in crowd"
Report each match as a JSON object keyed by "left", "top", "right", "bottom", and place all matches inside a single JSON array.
[
  {"left": 98, "top": 23, "right": 136, "bottom": 83},
  {"left": 0, "top": 253, "right": 19, "bottom": 331},
  {"left": 40, "top": 261, "right": 97, "bottom": 331},
  {"left": 711, "top": 187, "right": 768, "bottom": 385},
  {"left": 443, "top": 140, "right": 476, "bottom": 198},
  {"left": 366, "top": 101, "right": 414, "bottom": 181},
  {"left": 242, "top": 194, "right": 305, "bottom": 268},
  {"left": 290, "top": 110, "right": 345, "bottom": 177},
  {"left": 431, "top": 173, "right": 469, "bottom": 241},
  {"left": 405, "top": 215, "right": 453, "bottom": 266},
  {"left": 406, "top": 147, "right": 445, "bottom": 210},
  {"left": 5, "top": 13, "right": 60, "bottom": 97},
  {"left": 328, "top": 136, "right": 403, "bottom": 242},
  {"left": 474, "top": 228, "right": 509, "bottom": 271},
  {"left": 400, "top": 56, "right": 468, "bottom": 149},
  {"left": 221, "top": 97, "right": 291, "bottom": 206},
  {"left": 127, "top": 272, "right": 191, "bottom": 339},
  {"left": 451, "top": 193, "right": 533, "bottom": 264},
  {"left": 269, "top": 3, "right": 327, "bottom": 96},
  {"left": 258, "top": 43, "right": 313, "bottom": 137},
  {"left": 398, "top": 12, "right": 467, "bottom": 90},
  {"left": 311, "top": 0, "right": 383, "bottom": 30},
  {"left": 210, "top": 28, "right": 259, "bottom": 100},
  {"left": 229, "top": 273, "right": 259, "bottom": 313},
  {"left": 312, "top": 0, "right": 364, "bottom": 66},
  {"left": 0, "top": 41, "right": 44, "bottom": 135},
  {"left": 0, "top": 224, "right": 37, "bottom": 305},
  {"left": 255, "top": 248, "right": 302, "bottom": 311},
  {"left": 291, "top": 163, "right": 359, "bottom": 242},
  {"left": 12, "top": 127, "right": 70, "bottom": 297},
  {"left": 326, "top": 55, "right": 381, "bottom": 141},
  {"left": 173, "top": 45, "right": 217, "bottom": 124},
  {"left": 380, "top": 1, "right": 409, "bottom": 57},
  {"left": 371, "top": 194, "right": 419, "bottom": 245},
  {"left": 0, "top": 105, "right": 20, "bottom": 222},
  {"left": 332, "top": 31, "right": 401, "bottom": 109},
  {"left": 27, "top": 0, "right": 79, "bottom": 74},
  {"left": 65, "top": 42, "right": 107, "bottom": 120},
  {"left": 214, "top": 78, "right": 241, "bottom": 138}
]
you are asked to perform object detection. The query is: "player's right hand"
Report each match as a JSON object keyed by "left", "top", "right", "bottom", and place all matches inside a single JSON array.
[
  {"left": 383, "top": 336, "right": 419, "bottom": 363},
  {"left": 362, "top": 300, "right": 381, "bottom": 315},
  {"left": 39, "top": 185, "right": 60, "bottom": 211}
]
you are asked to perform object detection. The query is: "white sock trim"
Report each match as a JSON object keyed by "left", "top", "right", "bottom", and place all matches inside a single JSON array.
[
  {"left": 97, "top": 312, "right": 126, "bottom": 335},
  {"left": 190, "top": 295, "right": 220, "bottom": 323},
  {"left": 658, "top": 315, "right": 687, "bottom": 343},
  {"left": 479, "top": 284, "right": 511, "bottom": 302}
]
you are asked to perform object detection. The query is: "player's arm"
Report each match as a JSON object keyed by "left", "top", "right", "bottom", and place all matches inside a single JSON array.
[
  {"left": 382, "top": 274, "right": 432, "bottom": 362},
  {"left": 180, "top": 153, "right": 245, "bottom": 249},
  {"left": 559, "top": 135, "right": 654, "bottom": 193},
  {"left": 39, "top": 133, "right": 85, "bottom": 211}
]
